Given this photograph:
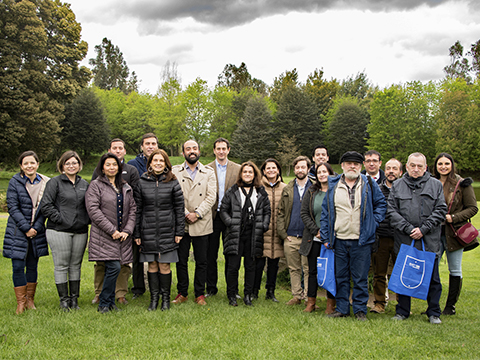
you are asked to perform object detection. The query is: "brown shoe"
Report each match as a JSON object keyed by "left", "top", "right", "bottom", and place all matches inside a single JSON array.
[
  {"left": 117, "top": 297, "right": 128, "bottom": 305},
  {"left": 304, "top": 297, "right": 316, "bottom": 313},
  {"left": 195, "top": 295, "right": 207, "bottom": 306},
  {"left": 26, "top": 282, "right": 37, "bottom": 310},
  {"left": 370, "top": 303, "right": 385, "bottom": 314},
  {"left": 14, "top": 285, "right": 27, "bottom": 315},
  {"left": 325, "top": 298, "right": 336, "bottom": 315},
  {"left": 172, "top": 294, "right": 188, "bottom": 304},
  {"left": 286, "top": 297, "right": 302, "bottom": 305},
  {"left": 92, "top": 295, "right": 100, "bottom": 304}
]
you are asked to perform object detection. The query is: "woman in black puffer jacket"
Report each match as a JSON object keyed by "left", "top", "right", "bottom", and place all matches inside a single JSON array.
[
  {"left": 220, "top": 161, "right": 271, "bottom": 307},
  {"left": 134, "top": 149, "right": 185, "bottom": 311}
]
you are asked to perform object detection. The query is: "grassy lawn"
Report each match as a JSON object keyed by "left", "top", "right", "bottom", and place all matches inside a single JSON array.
[{"left": 1, "top": 211, "right": 480, "bottom": 359}]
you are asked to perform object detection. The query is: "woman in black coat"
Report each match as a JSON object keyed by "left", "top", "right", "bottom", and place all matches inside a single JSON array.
[
  {"left": 220, "top": 161, "right": 271, "bottom": 307},
  {"left": 3, "top": 151, "right": 49, "bottom": 314},
  {"left": 134, "top": 149, "right": 185, "bottom": 311}
]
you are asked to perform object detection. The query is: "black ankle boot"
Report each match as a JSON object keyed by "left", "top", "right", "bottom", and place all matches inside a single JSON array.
[
  {"left": 265, "top": 289, "right": 279, "bottom": 302},
  {"left": 443, "top": 275, "right": 462, "bottom": 315},
  {"left": 147, "top": 272, "right": 160, "bottom": 311},
  {"left": 56, "top": 283, "right": 70, "bottom": 312},
  {"left": 159, "top": 272, "right": 171, "bottom": 311},
  {"left": 69, "top": 280, "right": 80, "bottom": 310},
  {"left": 244, "top": 294, "right": 254, "bottom": 306}
]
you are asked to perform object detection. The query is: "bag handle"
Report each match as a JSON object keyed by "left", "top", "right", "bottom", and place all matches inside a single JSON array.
[{"left": 410, "top": 238, "right": 426, "bottom": 251}]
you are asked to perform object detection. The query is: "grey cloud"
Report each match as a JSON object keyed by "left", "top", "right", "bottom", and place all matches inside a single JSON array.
[{"left": 109, "top": 0, "right": 457, "bottom": 28}]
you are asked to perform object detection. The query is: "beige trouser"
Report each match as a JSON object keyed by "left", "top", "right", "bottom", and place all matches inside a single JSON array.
[
  {"left": 284, "top": 236, "right": 309, "bottom": 298},
  {"left": 94, "top": 262, "right": 131, "bottom": 298}
]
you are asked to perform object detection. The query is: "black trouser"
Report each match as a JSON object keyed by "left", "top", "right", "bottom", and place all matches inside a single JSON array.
[
  {"left": 226, "top": 233, "right": 255, "bottom": 298},
  {"left": 254, "top": 257, "right": 280, "bottom": 292},
  {"left": 307, "top": 241, "right": 334, "bottom": 299},
  {"left": 395, "top": 257, "right": 442, "bottom": 318},
  {"left": 131, "top": 241, "right": 145, "bottom": 295},
  {"left": 176, "top": 233, "right": 208, "bottom": 298},
  {"left": 206, "top": 216, "right": 226, "bottom": 294}
]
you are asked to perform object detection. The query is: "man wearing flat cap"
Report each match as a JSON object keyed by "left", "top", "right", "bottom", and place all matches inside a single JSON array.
[{"left": 320, "top": 151, "right": 386, "bottom": 320}]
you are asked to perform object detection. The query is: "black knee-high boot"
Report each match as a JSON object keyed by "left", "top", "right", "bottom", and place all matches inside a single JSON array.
[
  {"left": 147, "top": 272, "right": 160, "bottom": 311},
  {"left": 159, "top": 272, "right": 172, "bottom": 311},
  {"left": 442, "top": 275, "right": 462, "bottom": 315}
]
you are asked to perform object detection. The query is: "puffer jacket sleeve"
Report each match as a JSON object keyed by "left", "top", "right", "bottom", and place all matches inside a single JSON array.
[
  {"left": 219, "top": 186, "right": 234, "bottom": 227},
  {"left": 6, "top": 178, "right": 31, "bottom": 234},
  {"left": 85, "top": 181, "right": 116, "bottom": 237},
  {"left": 260, "top": 187, "right": 271, "bottom": 233},
  {"left": 122, "top": 185, "right": 137, "bottom": 236},
  {"left": 133, "top": 180, "right": 144, "bottom": 239},
  {"left": 172, "top": 180, "right": 185, "bottom": 237},
  {"left": 40, "top": 177, "right": 62, "bottom": 224}
]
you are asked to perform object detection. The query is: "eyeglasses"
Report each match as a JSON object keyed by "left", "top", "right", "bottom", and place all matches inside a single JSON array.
[{"left": 65, "top": 162, "right": 79, "bottom": 167}]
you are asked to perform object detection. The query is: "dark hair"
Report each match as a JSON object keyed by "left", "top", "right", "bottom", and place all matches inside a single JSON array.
[
  {"left": 311, "top": 145, "right": 328, "bottom": 158},
  {"left": 213, "top": 137, "right": 230, "bottom": 150},
  {"left": 57, "top": 150, "right": 82, "bottom": 173},
  {"left": 365, "top": 150, "right": 381, "bottom": 161},
  {"left": 95, "top": 153, "right": 124, "bottom": 190},
  {"left": 146, "top": 149, "right": 176, "bottom": 182},
  {"left": 141, "top": 133, "right": 158, "bottom": 146},
  {"left": 18, "top": 151, "right": 39, "bottom": 175},
  {"left": 109, "top": 138, "right": 126, "bottom": 149},
  {"left": 293, "top": 155, "right": 311, "bottom": 169},
  {"left": 260, "top": 158, "right": 283, "bottom": 183},
  {"left": 182, "top": 139, "right": 200, "bottom": 153},
  {"left": 311, "top": 162, "right": 334, "bottom": 191},
  {"left": 237, "top": 161, "right": 262, "bottom": 188},
  {"left": 433, "top": 153, "right": 457, "bottom": 184}
]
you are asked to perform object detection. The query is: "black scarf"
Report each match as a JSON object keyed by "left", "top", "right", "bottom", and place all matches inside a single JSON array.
[{"left": 240, "top": 186, "right": 255, "bottom": 234}]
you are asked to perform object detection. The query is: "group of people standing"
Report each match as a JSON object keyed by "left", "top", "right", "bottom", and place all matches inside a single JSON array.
[{"left": 3, "top": 135, "right": 478, "bottom": 323}]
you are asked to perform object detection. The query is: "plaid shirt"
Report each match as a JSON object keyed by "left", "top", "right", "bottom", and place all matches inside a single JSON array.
[{"left": 340, "top": 175, "right": 360, "bottom": 208}]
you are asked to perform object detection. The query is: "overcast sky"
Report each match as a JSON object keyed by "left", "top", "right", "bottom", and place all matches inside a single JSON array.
[{"left": 67, "top": 0, "right": 480, "bottom": 94}]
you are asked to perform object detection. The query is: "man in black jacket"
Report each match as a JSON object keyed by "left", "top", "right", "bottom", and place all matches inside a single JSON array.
[
  {"left": 370, "top": 158, "right": 402, "bottom": 314},
  {"left": 91, "top": 139, "right": 140, "bottom": 305}
]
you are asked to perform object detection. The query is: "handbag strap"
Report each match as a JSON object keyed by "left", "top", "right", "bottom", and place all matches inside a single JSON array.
[{"left": 447, "top": 179, "right": 462, "bottom": 214}]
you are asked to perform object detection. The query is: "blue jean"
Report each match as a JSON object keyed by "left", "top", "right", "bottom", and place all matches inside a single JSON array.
[
  {"left": 12, "top": 242, "right": 39, "bottom": 287},
  {"left": 99, "top": 260, "right": 121, "bottom": 307},
  {"left": 440, "top": 235, "right": 463, "bottom": 277},
  {"left": 334, "top": 239, "right": 372, "bottom": 315}
]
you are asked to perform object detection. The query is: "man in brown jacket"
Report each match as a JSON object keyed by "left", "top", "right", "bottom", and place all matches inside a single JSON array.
[
  {"left": 172, "top": 140, "right": 217, "bottom": 305},
  {"left": 206, "top": 138, "right": 240, "bottom": 297}
]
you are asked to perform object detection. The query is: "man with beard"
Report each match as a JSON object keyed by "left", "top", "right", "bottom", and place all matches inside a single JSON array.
[
  {"left": 128, "top": 133, "right": 159, "bottom": 299},
  {"left": 321, "top": 151, "right": 386, "bottom": 320},
  {"left": 172, "top": 140, "right": 217, "bottom": 305},
  {"left": 277, "top": 156, "right": 312, "bottom": 305},
  {"left": 370, "top": 158, "right": 403, "bottom": 314},
  {"left": 388, "top": 153, "right": 447, "bottom": 324}
]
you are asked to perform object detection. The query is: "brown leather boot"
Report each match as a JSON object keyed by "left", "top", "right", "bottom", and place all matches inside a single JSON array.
[
  {"left": 26, "top": 282, "right": 37, "bottom": 310},
  {"left": 325, "top": 298, "right": 336, "bottom": 314},
  {"left": 14, "top": 285, "right": 27, "bottom": 315},
  {"left": 303, "top": 297, "right": 316, "bottom": 313}
]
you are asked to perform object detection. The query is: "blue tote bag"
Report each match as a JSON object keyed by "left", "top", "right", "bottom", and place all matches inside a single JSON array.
[
  {"left": 317, "top": 246, "right": 336, "bottom": 296},
  {"left": 388, "top": 239, "right": 435, "bottom": 300}
]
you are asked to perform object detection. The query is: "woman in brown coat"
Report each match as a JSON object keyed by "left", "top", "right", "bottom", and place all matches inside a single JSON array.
[
  {"left": 433, "top": 153, "right": 478, "bottom": 315},
  {"left": 86, "top": 153, "right": 136, "bottom": 314},
  {"left": 252, "top": 159, "right": 286, "bottom": 301}
]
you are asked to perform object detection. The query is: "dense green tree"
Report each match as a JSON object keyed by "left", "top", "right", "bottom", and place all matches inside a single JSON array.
[
  {"left": 181, "top": 78, "right": 213, "bottom": 146},
  {"left": 367, "top": 82, "right": 438, "bottom": 164},
  {"left": 324, "top": 97, "right": 369, "bottom": 163},
  {"left": 217, "top": 62, "right": 267, "bottom": 95},
  {"left": 305, "top": 69, "right": 339, "bottom": 118},
  {"left": 60, "top": 88, "right": 109, "bottom": 158},
  {"left": 154, "top": 78, "right": 185, "bottom": 156},
  {"left": 89, "top": 37, "right": 138, "bottom": 94},
  {"left": 276, "top": 135, "right": 300, "bottom": 176},
  {"left": 231, "top": 95, "right": 275, "bottom": 164},
  {"left": 274, "top": 85, "right": 322, "bottom": 157},
  {"left": 444, "top": 41, "right": 472, "bottom": 83},
  {"left": 270, "top": 69, "right": 299, "bottom": 104},
  {"left": 207, "top": 86, "right": 237, "bottom": 152},
  {"left": 436, "top": 79, "right": 480, "bottom": 171},
  {"left": 0, "top": 0, "right": 90, "bottom": 163}
]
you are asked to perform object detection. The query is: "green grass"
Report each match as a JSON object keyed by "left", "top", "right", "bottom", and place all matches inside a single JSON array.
[{"left": 1, "top": 212, "right": 480, "bottom": 359}]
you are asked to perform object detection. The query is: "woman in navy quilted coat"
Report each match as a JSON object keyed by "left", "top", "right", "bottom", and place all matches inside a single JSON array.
[{"left": 3, "top": 151, "right": 49, "bottom": 314}]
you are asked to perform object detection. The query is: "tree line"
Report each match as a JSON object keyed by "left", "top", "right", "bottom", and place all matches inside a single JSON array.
[{"left": 2, "top": 0, "right": 480, "bottom": 173}]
